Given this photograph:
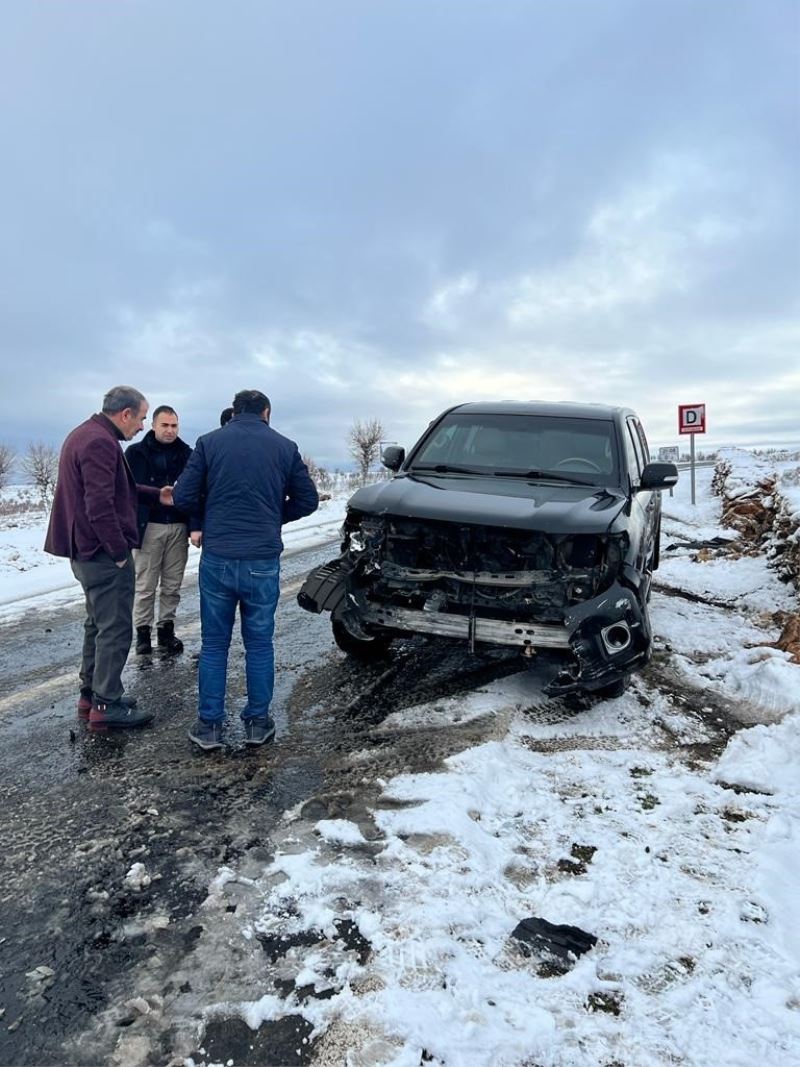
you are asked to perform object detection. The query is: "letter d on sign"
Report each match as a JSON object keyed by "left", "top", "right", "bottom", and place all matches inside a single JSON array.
[{"left": 678, "top": 403, "right": 706, "bottom": 435}]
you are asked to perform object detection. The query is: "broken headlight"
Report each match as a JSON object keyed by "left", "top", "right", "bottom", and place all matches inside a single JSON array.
[{"left": 344, "top": 515, "right": 384, "bottom": 556}]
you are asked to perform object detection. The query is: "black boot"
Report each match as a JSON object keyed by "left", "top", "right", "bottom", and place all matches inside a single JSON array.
[
  {"left": 157, "top": 620, "right": 184, "bottom": 655},
  {"left": 135, "top": 625, "right": 152, "bottom": 655}
]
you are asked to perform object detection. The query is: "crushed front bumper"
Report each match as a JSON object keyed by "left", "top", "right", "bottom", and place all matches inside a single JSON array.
[{"left": 298, "top": 559, "right": 649, "bottom": 694}]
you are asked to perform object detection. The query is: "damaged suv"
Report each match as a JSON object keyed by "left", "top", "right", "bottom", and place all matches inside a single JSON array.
[{"left": 298, "top": 402, "right": 678, "bottom": 696}]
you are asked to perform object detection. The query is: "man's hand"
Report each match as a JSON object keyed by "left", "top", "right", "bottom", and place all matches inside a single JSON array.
[
  {"left": 115, "top": 558, "right": 128, "bottom": 568},
  {"left": 190, "top": 531, "right": 203, "bottom": 548},
  {"left": 160, "top": 485, "right": 174, "bottom": 506}
]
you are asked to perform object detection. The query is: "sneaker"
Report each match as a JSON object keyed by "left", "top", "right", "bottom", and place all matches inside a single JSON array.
[
  {"left": 78, "top": 689, "right": 137, "bottom": 720},
  {"left": 136, "top": 625, "right": 152, "bottom": 655},
  {"left": 157, "top": 620, "right": 184, "bottom": 655},
  {"left": 188, "top": 718, "right": 223, "bottom": 750},
  {"left": 88, "top": 699, "right": 154, "bottom": 732},
  {"left": 243, "top": 716, "right": 276, "bottom": 746}
]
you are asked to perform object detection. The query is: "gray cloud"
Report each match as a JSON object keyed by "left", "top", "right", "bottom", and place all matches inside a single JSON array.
[{"left": 0, "top": 0, "right": 797, "bottom": 463}]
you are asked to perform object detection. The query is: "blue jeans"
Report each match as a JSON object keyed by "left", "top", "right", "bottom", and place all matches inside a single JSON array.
[{"left": 198, "top": 552, "right": 281, "bottom": 723}]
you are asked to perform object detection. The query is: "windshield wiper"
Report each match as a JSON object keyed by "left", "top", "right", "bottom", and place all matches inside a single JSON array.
[
  {"left": 493, "top": 468, "right": 598, "bottom": 486},
  {"left": 411, "top": 463, "right": 487, "bottom": 476}
]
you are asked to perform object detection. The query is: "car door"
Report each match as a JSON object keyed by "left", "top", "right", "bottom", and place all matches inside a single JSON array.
[{"left": 627, "top": 417, "right": 658, "bottom": 574}]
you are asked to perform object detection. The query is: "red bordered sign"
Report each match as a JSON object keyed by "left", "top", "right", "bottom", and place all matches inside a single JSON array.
[{"left": 678, "top": 403, "right": 706, "bottom": 435}]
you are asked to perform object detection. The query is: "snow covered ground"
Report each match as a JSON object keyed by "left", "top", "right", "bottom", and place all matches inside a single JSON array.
[
  {"left": 3, "top": 462, "right": 799, "bottom": 1066},
  {"left": 192, "top": 465, "right": 800, "bottom": 1067},
  {"left": 0, "top": 487, "right": 349, "bottom": 621}
]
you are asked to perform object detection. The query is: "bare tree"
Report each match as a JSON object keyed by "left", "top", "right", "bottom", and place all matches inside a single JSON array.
[
  {"left": 348, "top": 418, "right": 385, "bottom": 484},
  {"left": 0, "top": 442, "right": 15, "bottom": 492},
  {"left": 22, "top": 442, "right": 59, "bottom": 508}
]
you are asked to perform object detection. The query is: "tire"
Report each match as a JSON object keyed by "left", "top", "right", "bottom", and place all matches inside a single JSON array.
[
  {"left": 594, "top": 675, "right": 629, "bottom": 699},
  {"left": 332, "top": 616, "right": 393, "bottom": 661}
]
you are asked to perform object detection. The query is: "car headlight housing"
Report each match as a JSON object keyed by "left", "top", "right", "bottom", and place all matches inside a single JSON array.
[{"left": 344, "top": 514, "right": 384, "bottom": 555}]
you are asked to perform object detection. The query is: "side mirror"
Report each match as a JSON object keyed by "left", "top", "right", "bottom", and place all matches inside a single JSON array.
[
  {"left": 639, "top": 462, "right": 679, "bottom": 491},
  {"left": 381, "top": 445, "right": 406, "bottom": 472}
]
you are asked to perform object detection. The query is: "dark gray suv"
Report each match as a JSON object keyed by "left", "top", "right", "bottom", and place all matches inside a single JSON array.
[{"left": 298, "top": 401, "right": 678, "bottom": 696}]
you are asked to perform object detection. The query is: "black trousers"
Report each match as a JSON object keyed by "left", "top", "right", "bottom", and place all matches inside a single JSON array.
[{"left": 70, "top": 551, "right": 136, "bottom": 703}]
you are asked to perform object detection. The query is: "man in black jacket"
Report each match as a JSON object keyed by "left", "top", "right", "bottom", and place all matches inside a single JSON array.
[
  {"left": 173, "top": 390, "right": 318, "bottom": 750},
  {"left": 125, "top": 405, "right": 197, "bottom": 655}
]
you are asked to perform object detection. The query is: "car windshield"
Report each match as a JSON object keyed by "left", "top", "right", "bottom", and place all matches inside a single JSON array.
[{"left": 409, "top": 412, "right": 620, "bottom": 485}]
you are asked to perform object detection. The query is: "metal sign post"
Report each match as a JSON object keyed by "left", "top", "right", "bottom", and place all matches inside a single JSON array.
[{"left": 678, "top": 403, "right": 706, "bottom": 505}]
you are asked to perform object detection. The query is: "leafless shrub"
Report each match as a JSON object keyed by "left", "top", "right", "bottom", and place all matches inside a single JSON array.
[
  {"left": 303, "top": 454, "right": 321, "bottom": 482},
  {"left": 22, "top": 441, "right": 59, "bottom": 508},
  {"left": 0, "top": 490, "right": 48, "bottom": 523},
  {"left": 304, "top": 454, "right": 333, "bottom": 492},
  {"left": 348, "top": 418, "right": 385, "bottom": 484},
  {"left": 317, "top": 467, "right": 334, "bottom": 492},
  {"left": 0, "top": 442, "right": 15, "bottom": 491}
]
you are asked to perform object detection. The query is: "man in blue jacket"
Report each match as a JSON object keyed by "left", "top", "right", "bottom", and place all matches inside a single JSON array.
[{"left": 172, "top": 389, "right": 319, "bottom": 750}]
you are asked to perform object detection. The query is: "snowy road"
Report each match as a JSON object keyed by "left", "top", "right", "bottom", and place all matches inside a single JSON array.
[{"left": 0, "top": 540, "right": 343, "bottom": 1065}]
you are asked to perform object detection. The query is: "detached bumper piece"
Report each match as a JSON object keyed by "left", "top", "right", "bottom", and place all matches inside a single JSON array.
[
  {"left": 547, "top": 581, "right": 650, "bottom": 695},
  {"left": 297, "top": 557, "right": 354, "bottom": 615}
]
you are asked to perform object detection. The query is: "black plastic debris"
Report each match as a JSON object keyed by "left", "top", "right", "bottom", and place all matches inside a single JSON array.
[
  {"left": 510, "top": 916, "right": 597, "bottom": 960},
  {"left": 665, "top": 535, "right": 736, "bottom": 552}
]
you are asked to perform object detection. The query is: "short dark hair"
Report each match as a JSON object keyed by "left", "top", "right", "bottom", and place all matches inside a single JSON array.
[
  {"left": 102, "top": 385, "right": 146, "bottom": 415},
  {"left": 219, "top": 407, "right": 234, "bottom": 426},
  {"left": 232, "top": 390, "right": 271, "bottom": 416},
  {"left": 153, "top": 405, "right": 177, "bottom": 421}
]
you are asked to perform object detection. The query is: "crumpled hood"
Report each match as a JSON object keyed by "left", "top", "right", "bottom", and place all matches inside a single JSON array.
[{"left": 348, "top": 473, "right": 627, "bottom": 535}]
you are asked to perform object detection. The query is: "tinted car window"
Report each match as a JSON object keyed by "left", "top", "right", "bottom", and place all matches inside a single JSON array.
[
  {"left": 411, "top": 413, "right": 620, "bottom": 484},
  {"left": 627, "top": 418, "right": 649, "bottom": 478},
  {"left": 624, "top": 422, "right": 642, "bottom": 482},
  {"left": 634, "top": 419, "right": 651, "bottom": 463}
]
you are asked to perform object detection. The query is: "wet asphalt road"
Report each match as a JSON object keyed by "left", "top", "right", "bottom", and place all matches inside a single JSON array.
[
  {"left": 0, "top": 541, "right": 533, "bottom": 1067},
  {"left": 0, "top": 542, "right": 341, "bottom": 1066}
]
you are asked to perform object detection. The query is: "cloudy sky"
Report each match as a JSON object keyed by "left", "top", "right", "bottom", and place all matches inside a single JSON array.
[{"left": 1, "top": 1, "right": 797, "bottom": 465}]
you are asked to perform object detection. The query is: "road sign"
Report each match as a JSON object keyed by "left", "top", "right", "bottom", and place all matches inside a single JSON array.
[
  {"left": 677, "top": 404, "right": 706, "bottom": 506},
  {"left": 658, "top": 446, "right": 680, "bottom": 463},
  {"left": 678, "top": 404, "right": 706, "bottom": 435}
]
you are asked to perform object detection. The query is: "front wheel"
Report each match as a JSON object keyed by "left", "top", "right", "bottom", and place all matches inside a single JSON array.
[
  {"left": 332, "top": 616, "right": 393, "bottom": 661},
  {"left": 594, "top": 674, "right": 630, "bottom": 699}
]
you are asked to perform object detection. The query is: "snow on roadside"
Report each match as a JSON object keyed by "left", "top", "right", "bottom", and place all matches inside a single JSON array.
[
  {"left": 0, "top": 486, "right": 349, "bottom": 622},
  {"left": 196, "top": 463, "right": 800, "bottom": 1067}
]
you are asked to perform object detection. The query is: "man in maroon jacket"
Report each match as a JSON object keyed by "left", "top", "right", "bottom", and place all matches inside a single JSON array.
[{"left": 45, "top": 386, "right": 173, "bottom": 731}]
